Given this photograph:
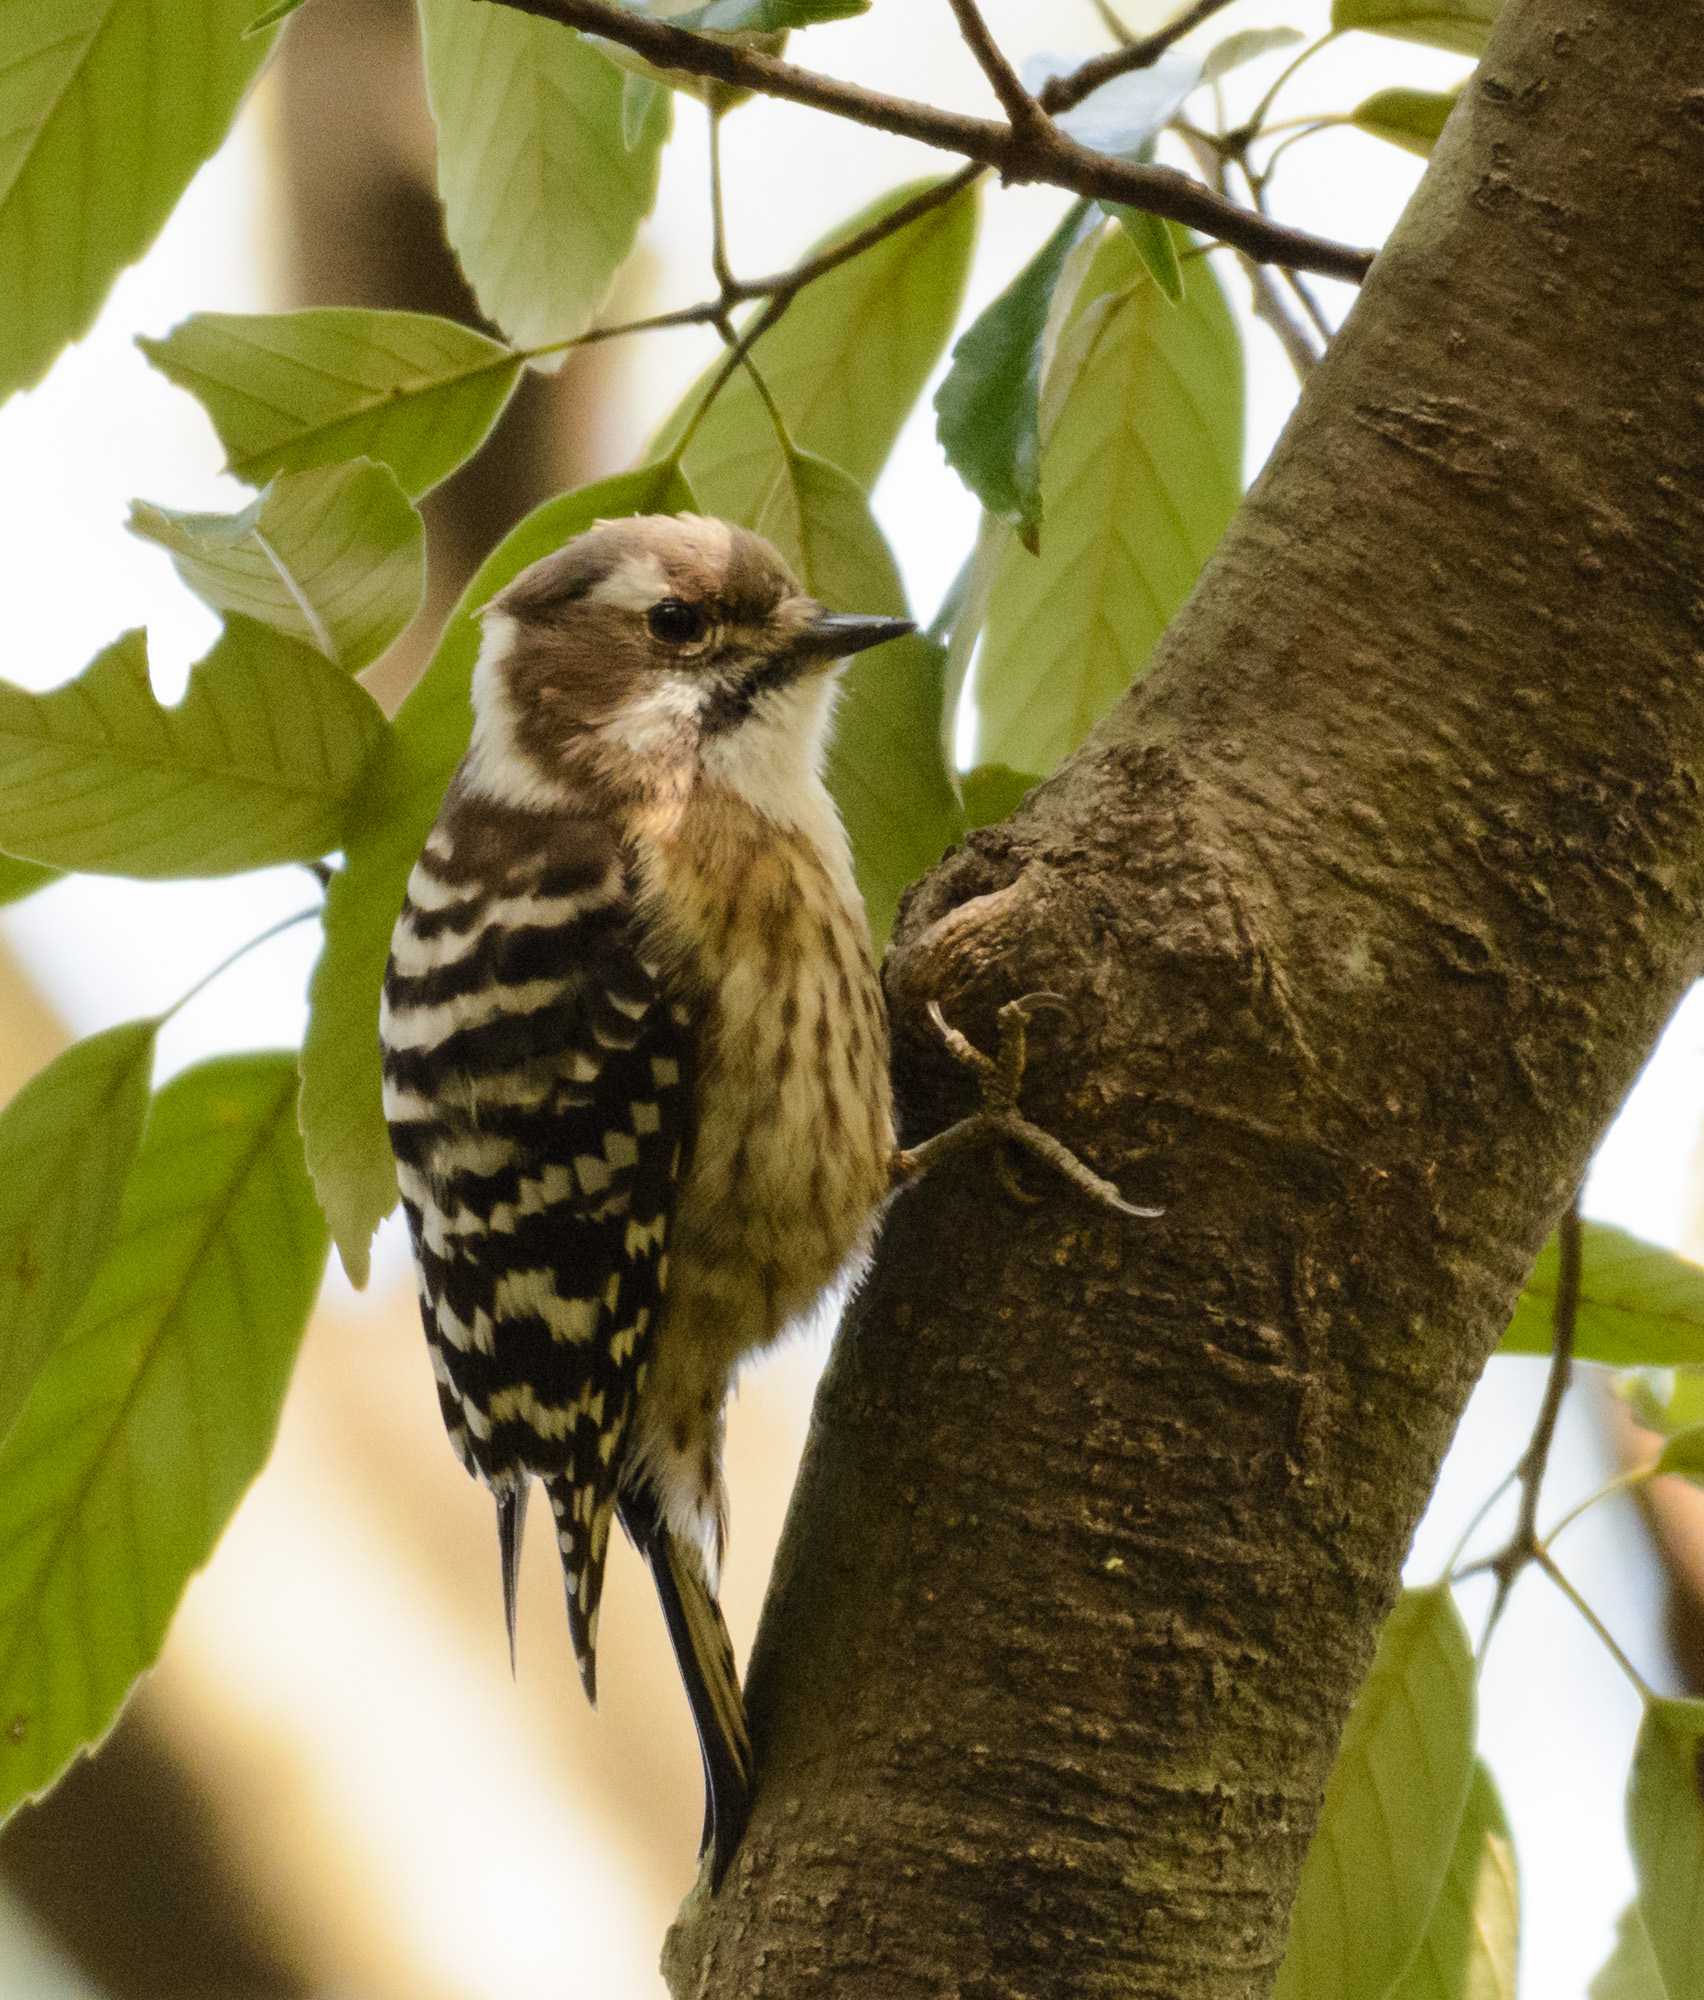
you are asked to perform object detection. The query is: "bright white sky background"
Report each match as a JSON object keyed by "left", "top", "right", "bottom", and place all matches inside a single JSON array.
[{"left": 0, "top": 3, "right": 1695, "bottom": 1994}]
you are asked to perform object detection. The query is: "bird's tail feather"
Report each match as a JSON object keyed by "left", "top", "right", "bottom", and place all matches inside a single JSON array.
[
  {"left": 619, "top": 1485, "right": 752, "bottom": 1886},
  {"left": 495, "top": 1479, "right": 529, "bottom": 1675}
]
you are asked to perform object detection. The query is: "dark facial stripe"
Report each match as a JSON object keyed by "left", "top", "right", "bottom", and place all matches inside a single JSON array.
[{"left": 701, "top": 655, "right": 802, "bottom": 737}]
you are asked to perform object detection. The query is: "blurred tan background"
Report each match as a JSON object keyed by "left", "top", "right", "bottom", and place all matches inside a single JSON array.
[{"left": 1, "top": 4, "right": 1692, "bottom": 1996}]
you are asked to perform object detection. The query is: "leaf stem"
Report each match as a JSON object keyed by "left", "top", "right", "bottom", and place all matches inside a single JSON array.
[
  {"left": 1542, "top": 1467, "right": 1644, "bottom": 1549},
  {"left": 1537, "top": 1549, "right": 1655, "bottom": 1702},
  {"left": 707, "top": 103, "right": 736, "bottom": 296},
  {"left": 1240, "top": 27, "right": 1340, "bottom": 143},
  {"left": 158, "top": 905, "right": 323, "bottom": 1027}
]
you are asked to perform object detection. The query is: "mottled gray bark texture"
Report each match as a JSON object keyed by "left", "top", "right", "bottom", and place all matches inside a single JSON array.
[{"left": 666, "top": 1, "right": 1704, "bottom": 1992}]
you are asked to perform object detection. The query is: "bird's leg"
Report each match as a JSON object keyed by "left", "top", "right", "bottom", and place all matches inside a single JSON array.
[{"left": 892, "top": 993, "right": 1161, "bottom": 1219}]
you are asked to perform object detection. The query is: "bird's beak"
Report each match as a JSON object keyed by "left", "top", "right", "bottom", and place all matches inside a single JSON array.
[{"left": 795, "top": 611, "right": 916, "bottom": 660}]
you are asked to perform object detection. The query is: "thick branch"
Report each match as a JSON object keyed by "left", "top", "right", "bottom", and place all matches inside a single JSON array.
[
  {"left": 669, "top": 0, "right": 1704, "bottom": 1992},
  {"left": 474, "top": 0, "right": 1373, "bottom": 282}
]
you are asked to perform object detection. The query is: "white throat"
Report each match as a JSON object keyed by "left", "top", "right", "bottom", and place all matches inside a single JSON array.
[{"left": 700, "top": 671, "right": 839, "bottom": 835}]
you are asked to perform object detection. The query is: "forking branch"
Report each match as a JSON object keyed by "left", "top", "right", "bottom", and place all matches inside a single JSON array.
[{"left": 472, "top": 0, "right": 1375, "bottom": 285}]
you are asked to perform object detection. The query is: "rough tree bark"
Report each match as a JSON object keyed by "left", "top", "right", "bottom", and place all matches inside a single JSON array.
[{"left": 665, "top": 0, "right": 1704, "bottom": 1993}]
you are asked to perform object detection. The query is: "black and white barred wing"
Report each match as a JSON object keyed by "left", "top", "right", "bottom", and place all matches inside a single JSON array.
[{"left": 380, "top": 823, "right": 692, "bottom": 1691}]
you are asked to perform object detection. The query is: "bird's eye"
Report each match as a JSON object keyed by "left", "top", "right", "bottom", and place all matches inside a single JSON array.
[{"left": 647, "top": 598, "right": 705, "bottom": 646}]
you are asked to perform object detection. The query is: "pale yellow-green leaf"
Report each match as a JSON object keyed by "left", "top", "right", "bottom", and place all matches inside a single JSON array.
[
  {"left": 1628, "top": 1697, "right": 1704, "bottom": 2000},
  {"left": 1654, "top": 1424, "right": 1704, "bottom": 1482},
  {"left": 1274, "top": 1586, "right": 1477, "bottom": 2000},
  {"left": 0, "top": 621, "right": 388, "bottom": 877},
  {"left": 0, "top": 0, "right": 278, "bottom": 405},
  {"left": 1501, "top": 1224, "right": 1704, "bottom": 1367},
  {"left": 1590, "top": 1905, "right": 1670, "bottom": 2000},
  {"left": 138, "top": 309, "right": 523, "bottom": 498},
  {"left": 1332, "top": 0, "right": 1499, "bottom": 55},
  {"left": 1350, "top": 86, "right": 1461, "bottom": 158},
  {"left": 1388, "top": 1761, "right": 1519, "bottom": 2000},
  {"left": 129, "top": 461, "right": 424, "bottom": 673},
  {"left": 300, "top": 461, "right": 694, "bottom": 1281},
  {"left": 0, "top": 1022, "right": 157, "bottom": 1447},
  {"left": 652, "top": 176, "right": 979, "bottom": 509},
  {"left": 0, "top": 1054, "right": 327, "bottom": 1821},
  {"left": 967, "top": 222, "right": 1243, "bottom": 776},
  {"left": 417, "top": 0, "right": 670, "bottom": 353}
]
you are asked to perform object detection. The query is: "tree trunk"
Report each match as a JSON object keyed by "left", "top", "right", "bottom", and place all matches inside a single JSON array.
[{"left": 665, "top": 0, "right": 1704, "bottom": 1992}]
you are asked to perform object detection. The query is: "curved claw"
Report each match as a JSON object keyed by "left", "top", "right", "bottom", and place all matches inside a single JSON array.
[{"left": 999, "top": 990, "right": 1071, "bottom": 1025}]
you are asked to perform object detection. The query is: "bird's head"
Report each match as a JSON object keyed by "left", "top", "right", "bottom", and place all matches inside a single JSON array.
[{"left": 465, "top": 514, "right": 912, "bottom": 813}]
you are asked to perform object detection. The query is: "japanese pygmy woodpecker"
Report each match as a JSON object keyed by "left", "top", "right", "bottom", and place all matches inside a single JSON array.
[{"left": 380, "top": 514, "right": 913, "bottom": 1881}]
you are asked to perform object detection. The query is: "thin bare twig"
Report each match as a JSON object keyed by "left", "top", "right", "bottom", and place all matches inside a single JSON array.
[
  {"left": 1040, "top": 0, "right": 1241, "bottom": 117},
  {"left": 538, "top": 165, "right": 981, "bottom": 367},
  {"left": 946, "top": 0, "right": 1051, "bottom": 139},
  {"left": 736, "top": 162, "right": 984, "bottom": 303},
  {"left": 1242, "top": 163, "right": 1335, "bottom": 339},
  {"left": 475, "top": 0, "right": 1374, "bottom": 284},
  {"left": 1179, "top": 128, "right": 1320, "bottom": 378},
  {"left": 706, "top": 106, "right": 735, "bottom": 296},
  {"left": 1090, "top": 0, "right": 1135, "bottom": 46},
  {"left": 1477, "top": 1193, "right": 1582, "bottom": 1643}
]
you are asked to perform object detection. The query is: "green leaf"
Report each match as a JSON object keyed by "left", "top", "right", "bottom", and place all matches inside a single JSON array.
[
  {"left": 418, "top": 0, "right": 671, "bottom": 353},
  {"left": 960, "top": 763, "right": 1040, "bottom": 830},
  {"left": 1616, "top": 1367, "right": 1704, "bottom": 1438},
  {"left": 0, "top": 856, "right": 55, "bottom": 907},
  {"left": 1628, "top": 1697, "right": 1704, "bottom": 2000},
  {"left": 0, "top": 1053, "right": 327, "bottom": 1822},
  {"left": 1105, "top": 204, "right": 1186, "bottom": 301},
  {"left": 129, "top": 461, "right": 424, "bottom": 673},
  {"left": 1201, "top": 25, "right": 1305, "bottom": 81},
  {"left": 746, "top": 450, "right": 962, "bottom": 947},
  {"left": 968, "top": 221, "right": 1243, "bottom": 776},
  {"left": 0, "top": 621, "right": 387, "bottom": 877},
  {"left": 1591, "top": 1906, "right": 1670, "bottom": 2000},
  {"left": 1387, "top": 1760, "right": 1519, "bottom": 2000},
  {"left": 653, "top": 175, "right": 980, "bottom": 509},
  {"left": 300, "top": 461, "right": 693, "bottom": 1282},
  {"left": 1350, "top": 86, "right": 1462, "bottom": 157},
  {"left": 615, "top": 0, "right": 865, "bottom": 24},
  {"left": 935, "top": 199, "right": 1098, "bottom": 550},
  {"left": 1331, "top": 0, "right": 1500, "bottom": 56},
  {"left": 1274, "top": 1586, "right": 1477, "bottom": 2000},
  {"left": 138, "top": 309, "right": 522, "bottom": 499},
  {"left": 1654, "top": 1424, "right": 1704, "bottom": 1482},
  {"left": 1500, "top": 1225, "right": 1704, "bottom": 1368},
  {"left": 0, "top": 1024, "right": 156, "bottom": 1448},
  {"left": 0, "top": 0, "right": 278, "bottom": 406},
  {"left": 245, "top": 0, "right": 308, "bottom": 26}
]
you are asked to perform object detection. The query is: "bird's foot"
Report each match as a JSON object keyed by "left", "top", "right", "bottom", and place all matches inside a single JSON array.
[{"left": 891, "top": 993, "right": 1160, "bottom": 1220}]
